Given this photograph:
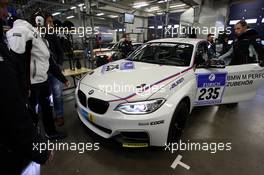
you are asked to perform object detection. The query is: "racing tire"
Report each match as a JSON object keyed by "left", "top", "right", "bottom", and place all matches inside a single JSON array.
[{"left": 167, "top": 100, "right": 189, "bottom": 143}]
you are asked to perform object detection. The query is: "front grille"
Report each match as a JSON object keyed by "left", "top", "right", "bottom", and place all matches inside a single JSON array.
[
  {"left": 88, "top": 97, "right": 109, "bottom": 114},
  {"left": 78, "top": 90, "right": 87, "bottom": 107}
]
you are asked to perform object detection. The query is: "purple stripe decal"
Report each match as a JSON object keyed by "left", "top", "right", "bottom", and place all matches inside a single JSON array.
[{"left": 108, "top": 67, "right": 193, "bottom": 102}]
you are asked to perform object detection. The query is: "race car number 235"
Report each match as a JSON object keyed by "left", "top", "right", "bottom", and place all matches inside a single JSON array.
[{"left": 195, "top": 73, "right": 227, "bottom": 105}]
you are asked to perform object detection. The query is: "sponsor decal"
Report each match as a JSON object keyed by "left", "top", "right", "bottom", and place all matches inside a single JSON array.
[
  {"left": 226, "top": 73, "right": 264, "bottom": 87},
  {"left": 170, "top": 77, "right": 184, "bottom": 90},
  {"left": 120, "top": 61, "right": 134, "bottom": 70},
  {"left": 195, "top": 73, "right": 227, "bottom": 105},
  {"left": 101, "top": 61, "right": 135, "bottom": 73},
  {"left": 13, "top": 33, "right": 22, "bottom": 37},
  {"left": 138, "top": 120, "right": 164, "bottom": 126},
  {"left": 79, "top": 107, "right": 95, "bottom": 123}
]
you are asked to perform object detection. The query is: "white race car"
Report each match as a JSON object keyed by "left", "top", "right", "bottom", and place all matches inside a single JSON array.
[{"left": 76, "top": 38, "right": 264, "bottom": 147}]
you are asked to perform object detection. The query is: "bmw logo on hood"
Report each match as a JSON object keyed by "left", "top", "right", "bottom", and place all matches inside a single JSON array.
[{"left": 88, "top": 90, "right": 94, "bottom": 95}]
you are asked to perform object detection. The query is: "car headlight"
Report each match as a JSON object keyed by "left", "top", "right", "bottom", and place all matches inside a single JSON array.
[{"left": 115, "top": 98, "right": 166, "bottom": 115}]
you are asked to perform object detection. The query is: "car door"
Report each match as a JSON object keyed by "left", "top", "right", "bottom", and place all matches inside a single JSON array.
[{"left": 194, "top": 42, "right": 264, "bottom": 106}]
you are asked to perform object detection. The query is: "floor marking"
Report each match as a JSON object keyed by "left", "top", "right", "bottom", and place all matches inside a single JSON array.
[{"left": 171, "top": 154, "right": 190, "bottom": 170}]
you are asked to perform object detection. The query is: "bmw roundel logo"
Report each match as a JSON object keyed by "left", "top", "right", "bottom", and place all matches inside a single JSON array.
[
  {"left": 88, "top": 90, "right": 94, "bottom": 95},
  {"left": 209, "top": 74, "right": 216, "bottom": 81}
]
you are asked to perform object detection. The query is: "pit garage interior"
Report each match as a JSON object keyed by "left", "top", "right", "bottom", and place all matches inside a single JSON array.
[{"left": 2, "top": 0, "right": 264, "bottom": 175}]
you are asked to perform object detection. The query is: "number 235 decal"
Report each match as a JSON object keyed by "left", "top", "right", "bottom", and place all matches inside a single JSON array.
[{"left": 195, "top": 73, "right": 227, "bottom": 105}]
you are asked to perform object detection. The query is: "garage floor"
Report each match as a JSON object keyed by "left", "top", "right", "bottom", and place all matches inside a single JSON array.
[{"left": 42, "top": 84, "right": 264, "bottom": 175}]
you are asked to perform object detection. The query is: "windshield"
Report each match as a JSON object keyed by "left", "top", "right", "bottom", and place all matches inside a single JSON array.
[{"left": 126, "top": 42, "right": 193, "bottom": 66}]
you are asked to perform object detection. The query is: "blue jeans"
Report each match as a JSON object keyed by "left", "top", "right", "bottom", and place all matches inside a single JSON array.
[{"left": 48, "top": 74, "right": 64, "bottom": 118}]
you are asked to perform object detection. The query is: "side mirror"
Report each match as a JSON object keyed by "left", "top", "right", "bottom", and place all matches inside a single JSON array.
[{"left": 206, "top": 59, "right": 226, "bottom": 69}]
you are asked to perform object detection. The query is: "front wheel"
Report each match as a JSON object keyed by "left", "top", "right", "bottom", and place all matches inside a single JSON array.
[{"left": 167, "top": 101, "right": 189, "bottom": 143}]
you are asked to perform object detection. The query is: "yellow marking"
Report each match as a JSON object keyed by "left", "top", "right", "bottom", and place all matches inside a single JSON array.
[
  {"left": 122, "top": 143, "right": 149, "bottom": 148},
  {"left": 88, "top": 113, "right": 95, "bottom": 123}
]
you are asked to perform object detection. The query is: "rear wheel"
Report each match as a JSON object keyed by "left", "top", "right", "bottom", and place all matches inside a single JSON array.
[{"left": 167, "top": 101, "right": 189, "bottom": 143}]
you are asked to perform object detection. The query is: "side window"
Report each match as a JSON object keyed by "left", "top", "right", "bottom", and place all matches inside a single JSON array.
[{"left": 195, "top": 42, "right": 208, "bottom": 66}]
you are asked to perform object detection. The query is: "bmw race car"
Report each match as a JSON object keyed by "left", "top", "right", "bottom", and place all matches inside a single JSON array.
[{"left": 76, "top": 38, "right": 264, "bottom": 147}]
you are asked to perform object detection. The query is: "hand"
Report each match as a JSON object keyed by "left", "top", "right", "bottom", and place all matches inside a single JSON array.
[
  {"left": 260, "top": 61, "right": 264, "bottom": 67},
  {"left": 64, "top": 81, "right": 70, "bottom": 87},
  {"left": 48, "top": 150, "right": 55, "bottom": 162}
]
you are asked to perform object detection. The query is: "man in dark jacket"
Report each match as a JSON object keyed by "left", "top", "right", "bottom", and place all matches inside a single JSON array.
[
  {"left": 45, "top": 13, "right": 66, "bottom": 126},
  {"left": 0, "top": 1, "right": 51, "bottom": 173},
  {"left": 231, "top": 20, "right": 264, "bottom": 65},
  {"left": 219, "top": 20, "right": 264, "bottom": 66}
]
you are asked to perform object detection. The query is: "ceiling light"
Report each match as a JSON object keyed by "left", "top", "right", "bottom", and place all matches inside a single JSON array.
[
  {"left": 108, "top": 15, "right": 119, "bottom": 18},
  {"left": 66, "top": 15, "right": 75, "bottom": 19},
  {"left": 70, "top": 6, "right": 76, "bottom": 10},
  {"left": 229, "top": 20, "right": 240, "bottom": 25},
  {"left": 148, "top": 26, "right": 154, "bottom": 29},
  {"left": 158, "top": 0, "right": 170, "bottom": 3},
  {"left": 245, "top": 18, "right": 257, "bottom": 24},
  {"left": 174, "top": 24, "right": 179, "bottom": 28},
  {"left": 170, "top": 4, "right": 186, "bottom": 8},
  {"left": 146, "top": 6, "right": 159, "bottom": 12},
  {"left": 96, "top": 13, "right": 104, "bottom": 16},
  {"left": 52, "top": 12, "right": 61, "bottom": 16},
  {"left": 133, "top": 2, "right": 149, "bottom": 8},
  {"left": 158, "top": 25, "right": 162, "bottom": 29},
  {"left": 78, "top": 3, "right": 85, "bottom": 7},
  {"left": 262, "top": 18, "right": 264, "bottom": 23}
]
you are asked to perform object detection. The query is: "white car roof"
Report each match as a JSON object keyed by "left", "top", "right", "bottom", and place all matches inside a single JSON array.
[{"left": 147, "top": 38, "right": 205, "bottom": 45}]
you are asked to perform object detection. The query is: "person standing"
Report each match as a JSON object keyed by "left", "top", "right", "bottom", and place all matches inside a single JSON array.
[
  {"left": 45, "top": 13, "right": 65, "bottom": 126},
  {"left": 0, "top": 1, "right": 52, "bottom": 174},
  {"left": 219, "top": 20, "right": 264, "bottom": 66},
  {"left": 6, "top": 10, "right": 69, "bottom": 140}
]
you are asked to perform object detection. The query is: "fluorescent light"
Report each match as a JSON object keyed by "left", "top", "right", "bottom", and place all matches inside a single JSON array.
[
  {"left": 167, "top": 25, "right": 172, "bottom": 28},
  {"left": 158, "top": 0, "right": 165, "bottom": 3},
  {"left": 108, "top": 15, "right": 118, "bottom": 18},
  {"left": 158, "top": 0, "right": 170, "bottom": 3},
  {"left": 156, "top": 12, "right": 163, "bottom": 15},
  {"left": 145, "top": 6, "right": 159, "bottom": 12},
  {"left": 118, "top": 28, "right": 123, "bottom": 32},
  {"left": 174, "top": 24, "right": 179, "bottom": 28},
  {"left": 133, "top": 2, "right": 149, "bottom": 8},
  {"left": 96, "top": 13, "right": 104, "bottom": 16},
  {"left": 158, "top": 25, "right": 162, "bottom": 29},
  {"left": 262, "top": 18, "right": 264, "bottom": 23},
  {"left": 52, "top": 12, "right": 61, "bottom": 16},
  {"left": 170, "top": 4, "right": 186, "bottom": 8},
  {"left": 229, "top": 20, "right": 240, "bottom": 25},
  {"left": 245, "top": 18, "right": 257, "bottom": 24},
  {"left": 78, "top": 3, "right": 85, "bottom": 7},
  {"left": 66, "top": 15, "right": 75, "bottom": 19},
  {"left": 70, "top": 6, "right": 76, "bottom": 10},
  {"left": 148, "top": 26, "right": 154, "bottom": 29}
]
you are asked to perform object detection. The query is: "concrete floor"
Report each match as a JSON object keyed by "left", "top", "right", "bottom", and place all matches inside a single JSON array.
[{"left": 41, "top": 84, "right": 264, "bottom": 175}]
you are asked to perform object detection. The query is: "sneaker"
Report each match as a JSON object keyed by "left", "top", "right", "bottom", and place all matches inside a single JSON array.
[
  {"left": 45, "top": 131, "right": 67, "bottom": 140},
  {"left": 55, "top": 118, "right": 65, "bottom": 127}
]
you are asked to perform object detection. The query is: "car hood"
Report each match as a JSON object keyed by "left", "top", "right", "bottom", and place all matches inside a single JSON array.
[{"left": 80, "top": 60, "right": 187, "bottom": 101}]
